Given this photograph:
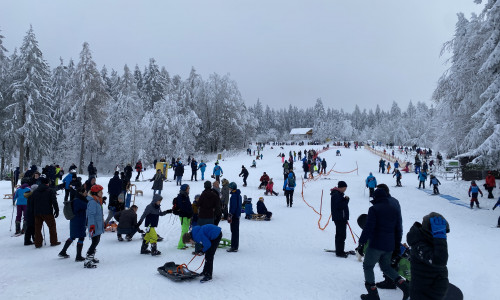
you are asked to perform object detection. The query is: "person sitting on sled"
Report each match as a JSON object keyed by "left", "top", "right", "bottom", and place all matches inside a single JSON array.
[
  {"left": 244, "top": 197, "right": 255, "bottom": 219},
  {"left": 259, "top": 172, "right": 270, "bottom": 189},
  {"left": 183, "top": 224, "right": 223, "bottom": 283},
  {"left": 257, "top": 197, "right": 272, "bottom": 220},
  {"left": 265, "top": 178, "right": 279, "bottom": 196},
  {"left": 251, "top": 160, "right": 257, "bottom": 168}
]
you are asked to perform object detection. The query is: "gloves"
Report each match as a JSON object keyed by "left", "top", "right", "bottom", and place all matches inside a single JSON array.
[
  {"left": 54, "top": 211, "right": 59, "bottom": 218},
  {"left": 89, "top": 225, "right": 95, "bottom": 237},
  {"left": 344, "top": 196, "right": 350, "bottom": 201},
  {"left": 102, "top": 196, "right": 107, "bottom": 204},
  {"left": 197, "top": 251, "right": 205, "bottom": 256},
  {"left": 138, "top": 229, "right": 145, "bottom": 234},
  {"left": 356, "top": 244, "right": 364, "bottom": 257},
  {"left": 429, "top": 216, "right": 447, "bottom": 239},
  {"left": 166, "top": 209, "right": 173, "bottom": 214}
]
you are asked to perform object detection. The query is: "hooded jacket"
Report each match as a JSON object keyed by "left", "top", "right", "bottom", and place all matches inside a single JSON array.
[
  {"left": 108, "top": 175, "right": 123, "bottom": 196},
  {"left": 198, "top": 188, "right": 221, "bottom": 219},
  {"left": 176, "top": 190, "right": 194, "bottom": 218},
  {"left": 138, "top": 196, "right": 170, "bottom": 227},
  {"left": 229, "top": 189, "right": 242, "bottom": 218},
  {"left": 32, "top": 184, "right": 59, "bottom": 216},
  {"left": 191, "top": 224, "right": 222, "bottom": 253},
  {"left": 358, "top": 189, "right": 402, "bottom": 252},
  {"left": 365, "top": 173, "right": 377, "bottom": 188},
  {"left": 331, "top": 187, "right": 349, "bottom": 222}
]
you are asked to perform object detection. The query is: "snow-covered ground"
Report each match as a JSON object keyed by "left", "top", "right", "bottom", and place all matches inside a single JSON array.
[{"left": 0, "top": 145, "right": 497, "bottom": 299}]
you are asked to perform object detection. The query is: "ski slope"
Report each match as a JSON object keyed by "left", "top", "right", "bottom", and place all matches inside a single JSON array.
[{"left": 0, "top": 145, "right": 497, "bottom": 299}]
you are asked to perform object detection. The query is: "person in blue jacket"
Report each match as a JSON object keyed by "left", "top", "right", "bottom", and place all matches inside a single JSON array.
[
  {"left": 283, "top": 172, "right": 296, "bottom": 207},
  {"left": 331, "top": 181, "right": 349, "bottom": 258},
  {"left": 58, "top": 186, "right": 89, "bottom": 261},
  {"left": 365, "top": 172, "right": 377, "bottom": 198},
  {"left": 13, "top": 183, "right": 31, "bottom": 234},
  {"left": 183, "top": 224, "right": 223, "bottom": 283},
  {"left": 198, "top": 160, "right": 207, "bottom": 180},
  {"left": 213, "top": 162, "right": 223, "bottom": 183},
  {"left": 62, "top": 171, "right": 76, "bottom": 202},
  {"left": 85, "top": 185, "right": 105, "bottom": 268},
  {"left": 227, "top": 182, "right": 241, "bottom": 252},
  {"left": 356, "top": 188, "right": 409, "bottom": 300},
  {"left": 418, "top": 170, "right": 427, "bottom": 189},
  {"left": 430, "top": 175, "right": 441, "bottom": 195}
]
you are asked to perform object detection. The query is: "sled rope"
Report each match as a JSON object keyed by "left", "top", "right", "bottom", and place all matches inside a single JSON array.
[
  {"left": 186, "top": 254, "right": 205, "bottom": 272},
  {"left": 347, "top": 221, "right": 357, "bottom": 244}
]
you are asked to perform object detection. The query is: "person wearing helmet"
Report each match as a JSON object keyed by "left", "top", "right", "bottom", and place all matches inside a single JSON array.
[
  {"left": 227, "top": 182, "right": 241, "bottom": 252},
  {"left": 84, "top": 184, "right": 106, "bottom": 268}
]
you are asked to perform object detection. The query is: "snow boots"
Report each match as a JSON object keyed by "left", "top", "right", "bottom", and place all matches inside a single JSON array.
[
  {"left": 125, "top": 234, "right": 133, "bottom": 242},
  {"left": 117, "top": 234, "right": 124, "bottom": 242},
  {"left": 84, "top": 253, "right": 99, "bottom": 268},
  {"left": 15, "top": 221, "right": 21, "bottom": 235},
  {"left": 141, "top": 240, "right": 151, "bottom": 254},
  {"left": 151, "top": 243, "right": 161, "bottom": 256},
  {"left": 376, "top": 275, "right": 397, "bottom": 289},
  {"left": 360, "top": 282, "right": 380, "bottom": 300},
  {"left": 395, "top": 277, "right": 410, "bottom": 300},
  {"left": 75, "top": 243, "right": 85, "bottom": 262},
  {"left": 200, "top": 275, "right": 212, "bottom": 283},
  {"left": 58, "top": 239, "right": 73, "bottom": 258}
]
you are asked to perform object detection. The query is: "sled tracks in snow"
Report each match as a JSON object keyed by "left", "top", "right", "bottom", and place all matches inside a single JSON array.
[{"left": 416, "top": 188, "right": 469, "bottom": 208}]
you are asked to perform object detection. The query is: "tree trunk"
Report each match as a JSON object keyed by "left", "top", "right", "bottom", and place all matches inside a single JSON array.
[
  {"left": 1, "top": 140, "right": 5, "bottom": 179},
  {"left": 79, "top": 106, "right": 87, "bottom": 174}
]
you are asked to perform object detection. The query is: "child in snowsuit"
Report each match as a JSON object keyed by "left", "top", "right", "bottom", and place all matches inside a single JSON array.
[
  {"left": 85, "top": 184, "right": 105, "bottom": 268},
  {"left": 418, "top": 171, "right": 427, "bottom": 189},
  {"left": 430, "top": 175, "right": 441, "bottom": 195},
  {"left": 137, "top": 194, "right": 172, "bottom": 255},
  {"left": 468, "top": 180, "right": 483, "bottom": 209},
  {"left": 393, "top": 169, "right": 402, "bottom": 187},
  {"left": 257, "top": 197, "right": 272, "bottom": 220},
  {"left": 265, "top": 178, "right": 279, "bottom": 196},
  {"left": 406, "top": 212, "right": 449, "bottom": 300},
  {"left": 386, "top": 163, "right": 391, "bottom": 174},
  {"left": 244, "top": 198, "right": 255, "bottom": 219}
]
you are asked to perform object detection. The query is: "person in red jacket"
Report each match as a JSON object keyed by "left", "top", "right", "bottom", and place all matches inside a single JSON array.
[
  {"left": 485, "top": 171, "right": 496, "bottom": 199},
  {"left": 135, "top": 160, "right": 143, "bottom": 182},
  {"left": 265, "top": 178, "right": 279, "bottom": 196},
  {"left": 259, "top": 172, "right": 270, "bottom": 189}
]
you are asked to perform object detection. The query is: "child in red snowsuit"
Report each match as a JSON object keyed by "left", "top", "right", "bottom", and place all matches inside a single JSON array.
[
  {"left": 468, "top": 181, "right": 483, "bottom": 209},
  {"left": 265, "top": 179, "right": 279, "bottom": 196}
]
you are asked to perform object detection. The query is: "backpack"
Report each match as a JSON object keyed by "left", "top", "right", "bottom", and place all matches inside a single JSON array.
[
  {"left": 63, "top": 200, "right": 75, "bottom": 220},
  {"left": 172, "top": 197, "right": 181, "bottom": 215},
  {"left": 287, "top": 177, "right": 296, "bottom": 188}
]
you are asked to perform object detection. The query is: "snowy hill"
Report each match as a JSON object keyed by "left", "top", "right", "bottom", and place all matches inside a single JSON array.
[{"left": 0, "top": 145, "right": 497, "bottom": 299}]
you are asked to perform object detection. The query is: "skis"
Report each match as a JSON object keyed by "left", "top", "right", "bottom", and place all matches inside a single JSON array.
[{"left": 324, "top": 249, "right": 356, "bottom": 255}]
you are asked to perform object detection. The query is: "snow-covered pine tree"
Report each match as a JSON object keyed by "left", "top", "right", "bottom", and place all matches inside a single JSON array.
[
  {"left": 3, "top": 26, "right": 57, "bottom": 170},
  {"left": 69, "top": 42, "right": 111, "bottom": 173},
  {"left": 142, "top": 58, "right": 166, "bottom": 111}
]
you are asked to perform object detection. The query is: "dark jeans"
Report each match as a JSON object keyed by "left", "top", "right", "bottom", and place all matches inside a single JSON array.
[
  {"left": 202, "top": 232, "right": 223, "bottom": 277},
  {"left": 24, "top": 223, "right": 35, "bottom": 245},
  {"left": 230, "top": 217, "right": 240, "bottom": 250},
  {"left": 64, "top": 189, "right": 71, "bottom": 201},
  {"left": 285, "top": 190, "right": 294, "bottom": 207},
  {"left": 242, "top": 176, "right": 247, "bottom": 186},
  {"left": 419, "top": 180, "right": 425, "bottom": 189},
  {"left": 191, "top": 170, "right": 197, "bottom": 181},
  {"left": 486, "top": 186, "right": 494, "bottom": 198},
  {"left": 333, "top": 220, "right": 347, "bottom": 254},
  {"left": 363, "top": 247, "right": 400, "bottom": 284},
  {"left": 368, "top": 188, "right": 374, "bottom": 198},
  {"left": 135, "top": 171, "right": 141, "bottom": 181},
  {"left": 87, "top": 235, "right": 101, "bottom": 255},
  {"left": 433, "top": 184, "right": 439, "bottom": 194}
]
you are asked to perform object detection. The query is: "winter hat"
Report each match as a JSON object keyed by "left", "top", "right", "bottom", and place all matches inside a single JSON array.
[
  {"left": 471, "top": 180, "right": 476, "bottom": 185},
  {"left": 72, "top": 173, "right": 77, "bottom": 179},
  {"left": 40, "top": 177, "right": 50, "bottom": 185},
  {"left": 114, "top": 171, "right": 119, "bottom": 176},
  {"left": 422, "top": 212, "right": 450, "bottom": 234},
  {"left": 31, "top": 184, "right": 38, "bottom": 191},
  {"left": 180, "top": 184, "right": 189, "bottom": 191},
  {"left": 204, "top": 181, "right": 212, "bottom": 189},
  {"left": 222, "top": 178, "right": 229, "bottom": 186},
  {"left": 21, "top": 183, "right": 29, "bottom": 189},
  {"left": 152, "top": 194, "right": 163, "bottom": 202},
  {"left": 194, "top": 194, "right": 200, "bottom": 200},
  {"left": 373, "top": 188, "right": 388, "bottom": 200},
  {"left": 242, "top": 165, "right": 245, "bottom": 168},
  {"left": 228, "top": 182, "right": 237, "bottom": 190},
  {"left": 90, "top": 185, "right": 104, "bottom": 193},
  {"left": 369, "top": 172, "right": 373, "bottom": 175},
  {"left": 338, "top": 181, "right": 347, "bottom": 188}
]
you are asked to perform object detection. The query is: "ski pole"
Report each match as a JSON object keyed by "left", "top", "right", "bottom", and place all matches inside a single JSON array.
[
  {"left": 42, "top": 224, "right": 46, "bottom": 246},
  {"left": 347, "top": 221, "right": 357, "bottom": 244},
  {"left": 10, "top": 201, "right": 15, "bottom": 231}
]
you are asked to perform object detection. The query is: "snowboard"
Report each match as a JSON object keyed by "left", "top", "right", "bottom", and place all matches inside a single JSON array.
[{"left": 444, "top": 283, "right": 463, "bottom": 300}]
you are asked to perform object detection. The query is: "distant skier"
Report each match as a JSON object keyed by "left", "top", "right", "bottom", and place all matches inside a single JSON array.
[
  {"left": 135, "top": 160, "right": 143, "bottom": 181},
  {"left": 239, "top": 165, "right": 249, "bottom": 187},
  {"left": 468, "top": 180, "right": 483, "bottom": 209},
  {"left": 393, "top": 169, "right": 402, "bottom": 187},
  {"left": 213, "top": 162, "right": 223, "bottom": 183}
]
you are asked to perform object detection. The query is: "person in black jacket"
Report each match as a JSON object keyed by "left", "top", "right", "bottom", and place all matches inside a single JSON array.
[
  {"left": 87, "top": 162, "right": 97, "bottom": 178},
  {"left": 195, "top": 181, "right": 222, "bottom": 253},
  {"left": 190, "top": 158, "right": 198, "bottom": 181},
  {"left": 114, "top": 205, "right": 143, "bottom": 241},
  {"left": 357, "top": 187, "right": 409, "bottom": 300},
  {"left": 174, "top": 184, "right": 193, "bottom": 249},
  {"left": 24, "top": 185, "right": 38, "bottom": 246},
  {"left": 239, "top": 165, "right": 249, "bottom": 187},
  {"left": 330, "top": 181, "right": 349, "bottom": 258},
  {"left": 105, "top": 172, "right": 124, "bottom": 225},
  {"left": 137, "top": 195, "right": 172, "bottom": 256},
  {"left": 32, "top": 177, "right": 60, "bottom": 248},
  {"left": 124, "top": 163, "right": 133, "bottom": 181},
  {"left": 407, "top": 212, "right": 449, "bottom": 300},
  {"left": 174, "top": 161, "right": 185, "bottom": 186}
]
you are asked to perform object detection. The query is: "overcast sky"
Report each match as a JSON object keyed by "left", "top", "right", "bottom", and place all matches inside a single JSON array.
[{"left": 1, "top": 0, "right": 482, "bottom": 112}]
